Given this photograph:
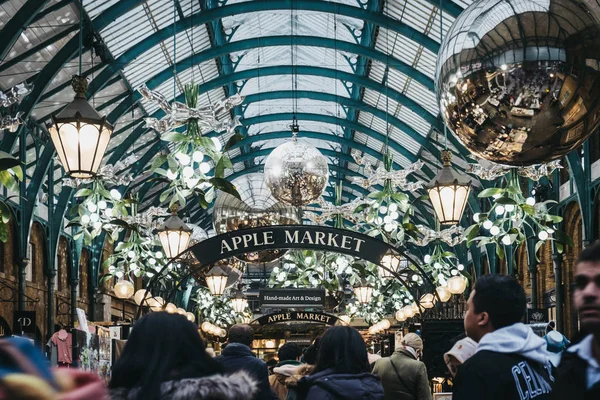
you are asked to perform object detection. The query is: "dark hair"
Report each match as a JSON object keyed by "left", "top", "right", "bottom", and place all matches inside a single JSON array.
[
  {"left": 303, "top": 336, "right": 321, "bottom": 365},
  {"left": 228, "top": 324, "right": 254, "bottom": 346},
  {"left": 109, "top": 312, "right": 221, "bottom": 400},
  {"left": 314, "top": 326, "right": 370, "bottom": 374},
  {"left": 473, "top": 274, "right": 526, "bottom": 329},
  {"left": 578, "top": 240, "right": 600, "bottom": 263},
  {"left": 278, "top": 342, "right": 302, "bottom": 362}
]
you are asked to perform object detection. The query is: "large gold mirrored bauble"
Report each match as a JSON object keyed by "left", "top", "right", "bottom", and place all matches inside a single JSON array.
[
  {"left": 264, "top": 139, "right": 329, "bottom": 206},
  {"left": 213, "top": 174, "right": 300, "bottom": 263},
  {"left": 436, "top": 0, "right": 600, "bottom": 166}
]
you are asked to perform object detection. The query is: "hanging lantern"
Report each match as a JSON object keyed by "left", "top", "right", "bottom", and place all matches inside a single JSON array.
[
  {"left": 148, "top": 296, "right": 165, "bottom": 312},
  {"left": 420, "top": 293, "right": 436, "bottom": 309},
  {"left": 263, "top": 120, "right": 329, "bottom": 206},
  {"left": 436, "top": 286, "right": 452, "bottom": 302},
  {"left": 427, "top": 150, "right": 471, "bottom": 225},
  {"left": 231, "top": 285, "right": 248, "bottom": 313},
  {"left": 157, "top": 207, "right": 192, "bottom": 259},
  {"left": 165, "top": 303, "right": 177, "bottom": 314},
  {"left": 338, "top": 315, "right": 351, "bottom": 325},
  {"left": 353, "top": 280, "right": 373, "bottom": 304},
  {"left": 402, "top": 305, "right": 415, "bottom": 318},
  {"left": 411, "top": 303, "right": 420, "bottom": 315},
  {"left": 395, "top": 309, "right": 407, "bottom": 322},
  {"left": 205, "top": 266, "right": 229, "bottom": 296},
  {"left": 379, "top": 250, "right": 406, "bottom": 279},
  {"left": 113, "top": 279, "right": 134, "bottom": 299},
  {"left": 185, "top": 312, "right": 196, "bottom": 323},
  {"left": 176, "top": 307, "right": 187, "bottom": 315},
  {"left": 49, "top": 76, "right": 113, "bottom": 178},
  {"left": 448, "top": 275, "right": 468, "bottom": 294},
  {"left": 133, "top": 289, "right": 152, "bottom": 306}
]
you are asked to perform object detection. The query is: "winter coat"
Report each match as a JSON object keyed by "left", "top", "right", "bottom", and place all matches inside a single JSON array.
[
  {"left": 453, "top": 323, "right": 555, "bottom": 400},
  {"left": 371, "top": 348, "right": 431, "bottom": 400},
  {"left": 269, "top": 361, "right": 303, "bottom": 400},
  {"left": 284, "top": 364, "right": 314, "bottom": 400},
  {"left": 295, "top": 367, "right": 384, "bottom": 400},
  {"left": 552, "top": 335, "right": 600, "bottom": 400},
  {"left": 109, "top": 370, "right": 257, "bottom": 400},
  {"left": 215, "top": 343, "right": 277, "bottom": 400}
]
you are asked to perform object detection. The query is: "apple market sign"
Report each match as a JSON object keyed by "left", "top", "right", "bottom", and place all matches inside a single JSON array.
[
  {"left": 253, "top": 311, "right": 339, "bottom": 326},
  {"left": 189, "top": 225, "right": 390, "bottom": 267}
]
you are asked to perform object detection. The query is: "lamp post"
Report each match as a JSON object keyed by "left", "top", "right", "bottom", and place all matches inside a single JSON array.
[
  {"left": 427, "top": 150, "right": 471, "bottom": 225},
  {"left": 205, "top": 266, "right": 228, "bottom": 296},
  {"left": 157, "top": 206, "right": 192, "bottom": 259}
]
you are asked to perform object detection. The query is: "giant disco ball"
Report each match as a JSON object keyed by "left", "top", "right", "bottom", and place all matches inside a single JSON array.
[
  {"left": 436, "top": 0, "right": 600, "bottom": 166},
  {"left": 264, "top": 138, "right": 329, "bottom": 206}
]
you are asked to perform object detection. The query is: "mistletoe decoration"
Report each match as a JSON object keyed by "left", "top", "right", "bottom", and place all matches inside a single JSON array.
[
  {"left": 421, "top": 244, "right": 471, "bottom": 287},
  {"left": 150, "top": 83, "right": 242, "bottom": 210},
  {"left": 353, "top": 152, "right": 427, "bottom": 244},
  {"left": 194, "top": 287, "right": 237, "bottom": 327},
  {"left": 464, "top": 170, "right": 572, "bottom": 259}
]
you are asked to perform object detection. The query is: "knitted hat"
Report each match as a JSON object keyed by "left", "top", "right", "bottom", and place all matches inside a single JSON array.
[
  {"left": 401, "top": 333, "right": 423, "bottom": 352},
  {"left": 444, "top": 337, "right": 478, "bottom": 365}
]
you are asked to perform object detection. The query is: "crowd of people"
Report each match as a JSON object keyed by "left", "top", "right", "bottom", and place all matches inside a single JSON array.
[{"left": 1, "top": 241, "right": 600, "bottom": 399}]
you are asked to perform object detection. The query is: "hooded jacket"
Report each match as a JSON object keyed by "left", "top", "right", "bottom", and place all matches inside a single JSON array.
[
  {"left": 295, "top": 368, "right": 384, "bottom": 400},
  {"left": 372, "top": 348, "right": 431, "bottom": 400},
  {"left": 215, "top": 343, "right": 276, "bottom": 400},
  {"left": 109, "top": 370, "right": 257, "bottom": 400},
  {"left": 552, "top": 334, "right": 600, "bottom": 400},
  {"left": 453, "top": 323, "right": 555, "bottom": 400},
  {"left": 284, "top": 364, "right": 314, "bottom": 400},
  {"left": 269, "top": 361, "right": 303, "bottom": 400}
]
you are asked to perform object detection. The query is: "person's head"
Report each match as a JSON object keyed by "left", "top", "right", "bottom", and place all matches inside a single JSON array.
[
  {"left": 278, "top": 342, "right": 302, "bottom": 362},
  {"left": 314, "top": 326, "right": 370, "bottom": 374},
  {"left": 227, "top": 324, "right": 254, "bottom": 347},
  {"left": 303, "top": 336, "right": 321, "bottom": 365},
  {"left": 400, "top": 333, "right": 423, "bottom": 358},
  {"left": 464, "top": 274, "right": 526, "bottom": 342},
  {"left": 109, "top": 312, "right": 220, "bottom": 400},
  {"left": 574, "top": 241, "right": 600, "bottom": 336}
]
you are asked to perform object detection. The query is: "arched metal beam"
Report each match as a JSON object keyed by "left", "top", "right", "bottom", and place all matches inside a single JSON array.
[
  {"left": 0, "top": 0, "right": 142, "bottom": 152},
  {"left": 88, "top": 0, "right": 440, "bottom": 95},
  {"left": 133, "top": 36, "right": 433, "bottom": 93},
  {"left": 0, "top": 0, "right": 51, "bottom": 62}
]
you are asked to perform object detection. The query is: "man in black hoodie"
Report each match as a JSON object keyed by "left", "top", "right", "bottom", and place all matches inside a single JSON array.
[
  {"left": 552, "top": 241, "right": 600, "bottom": 399},
  {"left": 453, "top": 274, "right": 554, "bottom": 400}
]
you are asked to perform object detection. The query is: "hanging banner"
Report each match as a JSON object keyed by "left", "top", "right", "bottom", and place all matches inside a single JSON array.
[
  {"left": 254, "top": 311, "right": 339, "bottom": 326},
  {"left": 189, "top": 225, "right": 390, "bottom": 267},
  {"left": 260, "top": 288, "right": 325, "bottom": 308}
]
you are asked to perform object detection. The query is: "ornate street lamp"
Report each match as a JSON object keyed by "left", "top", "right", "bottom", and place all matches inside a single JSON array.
[
  {"left": 231, "top": 284, "right": 248, "bottom": 313},
  {"left": 205, "top": 266, "right": 228, "bottom": 296},
  {"left": 157, "top": 207, "right": 192, "bottom": 259},
  {"left": 353, "top": 279, "right": 373, "bottom": 304},
  {"left": 427, "top": 150, "right": 471, "bottom": 225},
  {"left": 113, "top": 279, "right": 134, "bottom": 299}
]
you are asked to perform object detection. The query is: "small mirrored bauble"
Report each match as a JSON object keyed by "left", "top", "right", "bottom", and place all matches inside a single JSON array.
[
  {"left": 213, "top": 173, "right": 300, "bottom": 262},
  {"left": 436, "top": 0, "right": 600, "bottom": 166},
  {"left": 264, "top": 138, "right": 329, "bottom": 206}
]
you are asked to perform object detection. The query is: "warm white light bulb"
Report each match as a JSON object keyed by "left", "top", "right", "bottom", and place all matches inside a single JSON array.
[
  {"left": 538, "top": 230, "right": 549, "bottom": 241},
  {"left": 526, "top": 197, "right": 536, "bottom": 206},
  {"left": 495, "top": 205, "right": 505, "bottom": 215},
  {"left": 87, "top": 202, "right": 97, "bottom": 213},
  {"left": 424, "top": 255, "right": 431, "bottom": 263},
  {"left": 183, "top": 166, "right": 195, "bottom": 178},
  {"left": 192, "top": 151, "right": 204, "bottom": 163},
  {"left": 490, "top": 226, "right": 500, "bottom": 236},
  {"left": 199, "top": 162, "right": 211, "bottom": 174},
  {"left": 502, "top": 235, "right": 512, "bottom": 245},
  {"left": 483, "top": 220, "right": 493, "bottom": 230},
  {"left": 81, "top": 214, "right": 90, "bottom": 224},
  {"left": 176, "top": 153, "right": 191, "bottom": 166},
  {"left": 473, "top": 213, "right": 480, "bottom": 222},
  {"left": 505, "top": 204, "right": 515, "bottom": 212},
  {"left": 110, "top": 189, "right": 122, "bottom": 200}
]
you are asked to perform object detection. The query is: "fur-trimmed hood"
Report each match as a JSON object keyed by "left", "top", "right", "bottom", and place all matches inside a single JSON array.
[
  {"left": 109, "top": 370, "right": 257, "bottom": 400},
  {"left": 285, "top": 364, "right": 315, "bottom": 389}
]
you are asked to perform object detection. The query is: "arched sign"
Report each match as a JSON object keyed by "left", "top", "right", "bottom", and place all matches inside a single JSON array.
[
  {"left": 253, "top": 311, "right": 339, "bottom": 326},
  {"left": 190, "top": 225, "right": 390, "bottom": 267}
]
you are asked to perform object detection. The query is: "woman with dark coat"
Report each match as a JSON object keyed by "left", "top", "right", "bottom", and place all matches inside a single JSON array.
[
  {"left": 295, "top": 326, "right": 384, "bottom": 400},
  {"left": 109, "top": 312, "right": 257, "bottom": 400}
]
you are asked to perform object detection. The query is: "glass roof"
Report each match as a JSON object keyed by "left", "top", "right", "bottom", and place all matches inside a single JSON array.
[{"left": 0, "top": 0, "right": 481, "bottom": 226}]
